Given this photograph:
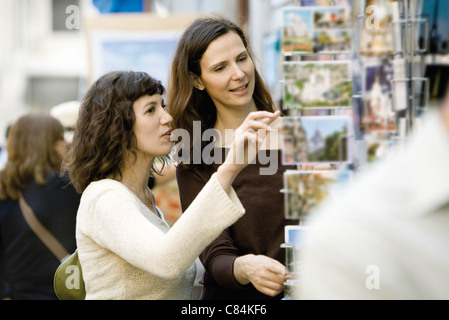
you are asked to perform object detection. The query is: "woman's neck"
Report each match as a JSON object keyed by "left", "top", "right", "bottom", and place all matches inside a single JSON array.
[
  {"left": 117, "top": 155, "right": 154, "bottom": 208},
  {"left": 214, "top": 102, "right": 258, "bottom": 146}
]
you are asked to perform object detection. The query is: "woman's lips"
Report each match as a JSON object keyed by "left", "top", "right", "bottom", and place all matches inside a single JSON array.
[{"left": 230, "top": 83, "right": 249, "bottom": 94}]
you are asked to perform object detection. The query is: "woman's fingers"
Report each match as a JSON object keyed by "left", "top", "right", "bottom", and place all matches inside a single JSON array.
[
  {"left": 238, "top": 110, "right": 281, "bottom": 138},
  {"left": 241, "top": 110, "right": 281, "bottom": 130}
]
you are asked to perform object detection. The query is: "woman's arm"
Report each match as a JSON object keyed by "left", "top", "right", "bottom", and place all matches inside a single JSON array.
[{"left": 83, "top": 174, "right": 245, "bottom": 280}]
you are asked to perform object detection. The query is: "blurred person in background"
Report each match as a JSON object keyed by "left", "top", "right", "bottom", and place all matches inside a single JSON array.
[
  {"left": 50, "top": 100, "right": 81, "bottom": 145},
  {"left": 0, "top": 125, "right": 11, "bottom": 170},
  {"left": 0, "top": 112, "right": 80, "bottom": 300},
  {"left": 295, "top": 85, "right": 449, "bottom": 299}
]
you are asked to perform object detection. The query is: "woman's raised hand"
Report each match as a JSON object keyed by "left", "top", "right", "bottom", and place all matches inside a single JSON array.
[{"left": 216, "top": 110, "right": 281, "bottom": 193}]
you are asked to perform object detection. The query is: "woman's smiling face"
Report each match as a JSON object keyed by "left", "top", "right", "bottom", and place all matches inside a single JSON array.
[{"left": 196, "top": 31, "right": 256, "bottom": 112}]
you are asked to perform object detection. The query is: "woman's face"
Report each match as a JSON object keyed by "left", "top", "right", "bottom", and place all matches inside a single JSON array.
[
  {"left": 197, "top": 31, "right": 256, "bottom": 112},
  {"left": 54, "top": 138, "right": 68, "bottom": 159},
  {"left": 132, "top": 94, "right": 173, "bottom": 159}
]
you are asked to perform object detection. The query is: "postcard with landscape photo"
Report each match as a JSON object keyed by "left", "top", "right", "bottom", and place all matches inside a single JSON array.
[
  {"left": 283, "top": 61, "right": 352, "bottom": 109},
  {"left": 283, "top": 169, "right": 353, "bottom": 219},
  {"left": 281, "top": 115, "right": 353, "bottom": 165}
]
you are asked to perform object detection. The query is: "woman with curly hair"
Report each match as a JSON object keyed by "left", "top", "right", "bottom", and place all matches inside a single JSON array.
[
  {"left": 0, "top": 112, "right": 80, "bottom": 300},
  {"left": 63, "top": 70, "right": 280, "bottom": 299}
]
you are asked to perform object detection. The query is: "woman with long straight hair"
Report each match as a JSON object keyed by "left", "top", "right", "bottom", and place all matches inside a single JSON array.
[{"left": 167, "top": 16, "right": 297, "bottom": 300}]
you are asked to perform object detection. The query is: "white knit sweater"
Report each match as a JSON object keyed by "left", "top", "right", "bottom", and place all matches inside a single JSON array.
[{"left": 76, "top": 173, "right": 245, "bottom": 300}]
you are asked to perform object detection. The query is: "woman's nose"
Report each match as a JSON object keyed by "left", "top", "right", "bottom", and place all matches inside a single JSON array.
[
  {"left": 231, "top": 63, "right": 245, "bottom": 80},
  {"left": 160, "top": 108, "right": 173, "bottom": 124}
]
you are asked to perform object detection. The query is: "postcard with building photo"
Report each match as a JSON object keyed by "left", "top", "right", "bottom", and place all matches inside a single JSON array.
[
  {"left": 280, "top": 115, "right": 353, "bottom": 165},
  {"left": 282, "top": 7, "right": 314, "bottom": 53},
  {"left": 281, "top": 116, "right": 308, "bottom": 164},
  {"left": 283, "top": 169, "right": 353, "bottom": 219},
  {"left": 282, "top": 6, "right": 352, "bottom": 54},
  {"left": 362, "top": 61, "right": 396, "bottom": 133},
  {"left": 283, "top": 61, "right": 352, "bottom": 109}
]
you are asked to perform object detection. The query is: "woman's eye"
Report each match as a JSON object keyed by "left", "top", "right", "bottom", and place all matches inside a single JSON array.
[
  {"left": 162, "top": 104, "right": 168, "bottom": 110},
  {"left": 146, "top": 107, "right": 154, "bottom": 113},
  {"left": 238, "top": 56, "right": 248, "bottom": 62}
]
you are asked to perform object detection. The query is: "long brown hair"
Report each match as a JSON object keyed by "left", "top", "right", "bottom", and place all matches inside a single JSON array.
[
  {"left": 166, "top": 15, "right": 275, "bottom": 166},
  {"left": 63, "top": 71, "right": 167, "bottom": 193},
  {"left": 0, "top": 112, "right": 65, "bottom": 201}
]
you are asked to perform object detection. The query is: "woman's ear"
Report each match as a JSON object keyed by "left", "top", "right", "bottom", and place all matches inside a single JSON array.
[{"left": 189, "top": 72, "right": 205, "bottom": 91}]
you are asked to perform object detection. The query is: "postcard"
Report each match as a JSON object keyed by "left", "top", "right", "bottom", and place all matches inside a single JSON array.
[
  {"left": 281, "top": 115, "right": 353, "bottom": 165},
  {"left": 283, "top": 169, "right": 353, "bottom": 219},
  {"left": 360, "top": 0, "right": 395, "bottom": 55},
  {"left": 362, "top": 61, "right": 396, "bottom": 133},
  {"left": 282, "top": 7, "right": 314, "bottom": 53},
  {"left": 284, "top": 225, "right": 310, "bottom": 248},
  {"left": 282, "top": 6, "right": 352, "bottom": 54},
  {"left": 283, "top": 60, "right": 352, "bottom": 109},
  {"left": 365, "top": 137, "right": 404, "bottom": 163},
  {"left": 283, "top": 225, "right": 310, "bottom": 274}
]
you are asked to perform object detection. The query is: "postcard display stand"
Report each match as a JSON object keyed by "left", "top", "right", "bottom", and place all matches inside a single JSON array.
[{"left": 278, "top": 0, "right": 430, "bottom": 299}]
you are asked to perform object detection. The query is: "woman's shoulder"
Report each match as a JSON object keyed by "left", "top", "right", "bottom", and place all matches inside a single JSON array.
[
  {"left": 83, "top": 179, "right": 126, "bottom": 197},
  {"left": 78, "top": 179, "right": 136, "bottom": 222}
]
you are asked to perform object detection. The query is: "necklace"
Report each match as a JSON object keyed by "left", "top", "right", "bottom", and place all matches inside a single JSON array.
[{"left": 119, "top": 177, "right": 153, "bottom": 208}]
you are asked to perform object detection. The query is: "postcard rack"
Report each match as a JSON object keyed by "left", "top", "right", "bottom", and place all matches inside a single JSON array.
[
  {"left": 274, "top": 1, "right": 432, "bottom": 299},
  {"left": 277, "top": 1, "right": 431, "bottom": 217},
  {"left": 277, "top": 1, "right": 358, "bottom": 300},
  {"left": 275, "top": 0, "right": 433, "bottom": 221},
  {"left": 277, "top": 0, "right": 355, "bottom": 225}
]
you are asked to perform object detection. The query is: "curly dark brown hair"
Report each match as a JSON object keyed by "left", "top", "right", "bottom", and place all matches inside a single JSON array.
[{"left": 63, "top": 71, "right": 166, "bottom": 193}]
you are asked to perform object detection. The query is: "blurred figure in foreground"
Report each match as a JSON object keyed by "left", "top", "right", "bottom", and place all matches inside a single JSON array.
[
  {"left": 0, "top": 112, "right": 80, "bottom": 300},
  {"left": 295, "top": 86, "right": 449, "bottom": 299}
]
